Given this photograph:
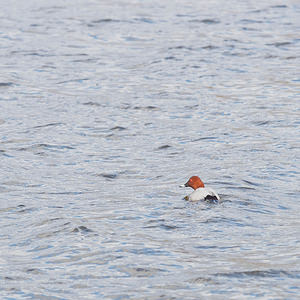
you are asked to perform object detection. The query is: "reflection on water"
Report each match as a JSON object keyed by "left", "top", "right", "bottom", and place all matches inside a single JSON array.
[{"left": 0, "top": 0, "right": 300, "bottom": 298}]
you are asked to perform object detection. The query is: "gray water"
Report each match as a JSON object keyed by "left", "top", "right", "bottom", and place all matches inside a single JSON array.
[{"left": 1, "top": 0, "right": 300, "bottom": 299}]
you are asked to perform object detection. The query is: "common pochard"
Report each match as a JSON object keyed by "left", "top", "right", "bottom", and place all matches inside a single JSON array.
[{"left": 180, "top": 176, "right": 220, "bottom": 202}]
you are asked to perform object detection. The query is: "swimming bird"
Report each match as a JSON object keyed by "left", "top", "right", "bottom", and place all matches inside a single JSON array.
[{"left": 180, "top": 176, "right": 220, "bottom": 202}]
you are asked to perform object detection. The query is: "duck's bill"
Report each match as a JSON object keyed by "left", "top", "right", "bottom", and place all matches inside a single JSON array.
[{"left": 179, "top": 183, "right": 189, "bottom": 188}]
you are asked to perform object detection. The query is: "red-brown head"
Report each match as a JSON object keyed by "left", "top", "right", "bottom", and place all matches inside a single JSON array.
[{"left": 184, "top": 176, "right": 205, "bottom": 190}]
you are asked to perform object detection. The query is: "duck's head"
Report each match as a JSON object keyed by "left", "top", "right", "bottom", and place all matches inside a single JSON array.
[{"left": 182, "top": 176, "right": 205, "bottom": 190}]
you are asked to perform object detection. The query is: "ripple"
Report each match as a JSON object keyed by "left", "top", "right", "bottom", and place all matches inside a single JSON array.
[
  {"left": 271, "top": 5, "right": 288, "bottom": 8},
  {"left": 190, "top": 19, "right": 220, "bottom": 24},
  {"left": 215, "top": 270, "right": 300, "bottom": 279},
  {"left": 91, "top": 18, "right": 121, "bottom": 24},
  {"left": 72, "top": 226, "right": 93, "bottom": 233},
  {"left": 202, "top": 45, "right": 219, "bottom": 50},
  {"left": 57, "top": 78, "right": 89, "bottom": 84},
  {"left": 98, "top": 173, "right": 118, "bottom": 179},
  {"left": 112, "top": 265, "right": 165, "bottom": 278},
  {"left": 133, "top": 105, "right": 159, "bottom": 111},
  {"left": 110, "top": 126, "right": 127, "bottom": 131},
  {"left": 267, "top": 42, "right": 292, "bottom": 48},
  {"left": 32, "top": 122, "right": 63, "bottom": 129},
  {"left": 240, "top": 19, "right": 263, "bottom": 24},
  {"left": 17, "top": 143, "right": 75, "bottom": 152},
  {"left": 83, "top": 101, "right": 105, "bottom": 107},
  {"left": 156, "top": 145, "right": 172, "bottom": 150},
  {"left": 192, "top": 136, "right": 217, "bottom": 142},
  {"left": 0, "top": 82, "right": 13, "bottom": 87}
]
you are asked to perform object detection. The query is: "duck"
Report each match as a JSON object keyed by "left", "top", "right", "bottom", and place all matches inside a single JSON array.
[{"left": 180, "top": 176, "right": 220, "bottom": 202}]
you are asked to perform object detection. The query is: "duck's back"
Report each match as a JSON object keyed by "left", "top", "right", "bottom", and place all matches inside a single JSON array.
[{"left": 189, "top": 187, "right": 220, "bottom": 202}]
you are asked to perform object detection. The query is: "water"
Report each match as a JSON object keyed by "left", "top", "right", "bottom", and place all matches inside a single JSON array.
[{"left": 0, "top": 0, "right": 299, "bottom": 298}]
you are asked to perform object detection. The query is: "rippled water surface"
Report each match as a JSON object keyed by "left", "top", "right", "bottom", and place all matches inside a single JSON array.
[{"left": 1, "top": 0, "right": 300, "bottom": 298}]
